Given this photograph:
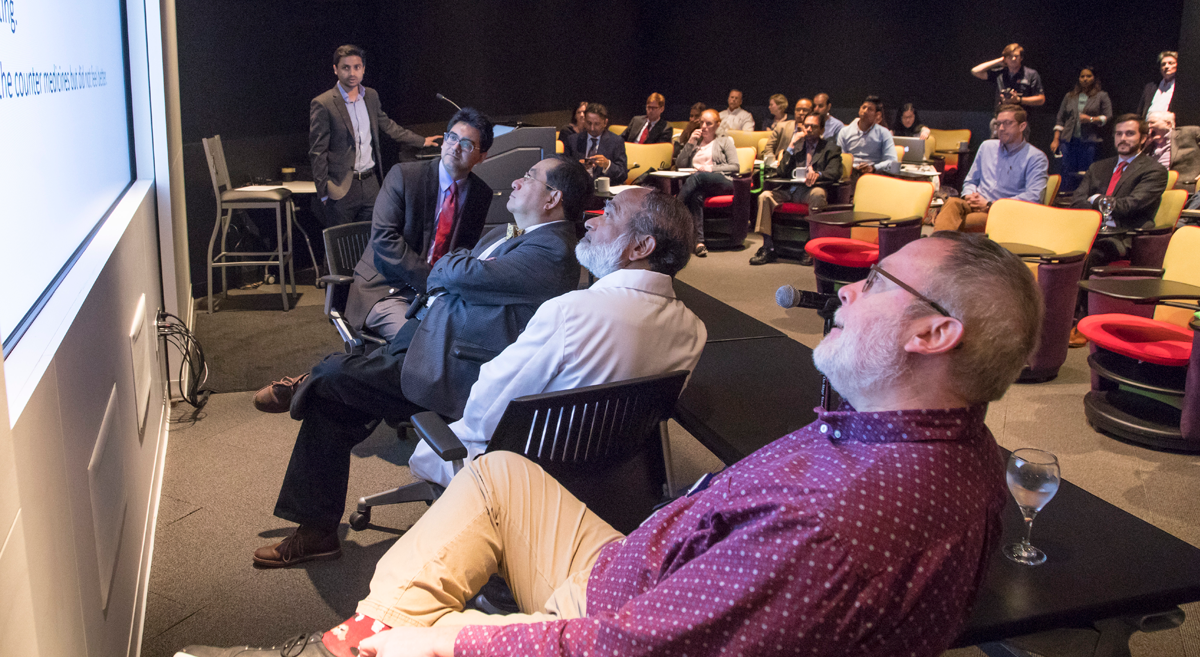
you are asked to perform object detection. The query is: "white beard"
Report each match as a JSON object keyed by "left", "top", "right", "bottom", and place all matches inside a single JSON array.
[
  {"left": 812, "top": 308, "right": 910, "bottom": 408},
  {"left": 575, "top": 231, "right": 631, "bottom": 279}
]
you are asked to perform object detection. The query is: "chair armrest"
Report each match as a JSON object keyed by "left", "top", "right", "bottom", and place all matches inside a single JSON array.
[
  {"left": 878, "top": 215, "right": 923, "bottom": 228},
  {"left": 1089, "top": 266, "right": 1166, "bottom": 278},
  {"left": 320, "top": 274, "right": 354, "bottom": 287},
  {"left": 1129, "top": 225, "right": 1174, "bottom": 236},
  {"left": 451, "top": 345, "right": 497, "bottom": 363},
  {"left": 1032, "top": 250, "right": 1086, "bottom": 264},
  {"left": 411, "top": 411, "right": 469, "bottom": 462},
  {"left": 816, "top": 203, "right": 855, "bottom": 213},
  {"left": 1078, "top": 278, "right": 1200, "bottom": 304}
]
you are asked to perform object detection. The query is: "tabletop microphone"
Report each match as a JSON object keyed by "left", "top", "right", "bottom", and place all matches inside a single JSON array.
[
  {"left": 776, "top": 285, "right": 839, "bottom": 311},
  {"left": 435, "top": 93, "right": 462, "bottom": 111}
]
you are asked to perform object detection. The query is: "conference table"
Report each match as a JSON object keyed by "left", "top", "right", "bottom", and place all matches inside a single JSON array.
[{"left": 670, "top": 281, "right": 1200, "bottom": 654}]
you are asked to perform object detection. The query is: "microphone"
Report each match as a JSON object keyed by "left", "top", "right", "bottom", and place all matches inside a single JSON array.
[
  {"left": 435, "top": 93, "right": 462, "bottom": 111},
  {"left": 776, "top": 286, "right": 838, "bottom": 310}
]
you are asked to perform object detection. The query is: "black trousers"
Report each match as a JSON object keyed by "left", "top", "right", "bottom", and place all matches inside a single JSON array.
[
  {"left": 321, "top": 173, "right": 380, "bottom": 227},
  {"left": 273, "top": 339, "right": 426, "bottom": 528},
  {"left": 678, "top": 172, "right": 734, "bottom": 244},
  {"left": 1076, "top": 235, "right": 1131, "bottom": 319}
]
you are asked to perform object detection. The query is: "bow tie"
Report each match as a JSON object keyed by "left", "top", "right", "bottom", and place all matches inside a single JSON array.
[{"left": 506, "top": 224, "right": 525, "bottom": 239}]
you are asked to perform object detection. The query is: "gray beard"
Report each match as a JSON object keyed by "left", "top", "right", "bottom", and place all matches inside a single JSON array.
[
  {"left": 575, "top": 231, "right": 631, "bottom": 279},
  {"left": 812, "top": 308, "right": 910, "bottom": 409}
]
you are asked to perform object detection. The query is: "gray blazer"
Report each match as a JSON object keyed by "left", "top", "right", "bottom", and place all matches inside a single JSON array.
[
  {"left": 675, "top": 135, "right": 740, "bottom": 174},
  {"left": 1171, "top": 126, "right": 1200, "bottom": 184},
  {"left": 308, "top": 84, "right": 426, "bottom": 201},
  {"left": 399, "top": 221, "right": 580, "bottom": 418},
  {"left": 1053, "top": 91, "right": 1113, "bottom": 144}
]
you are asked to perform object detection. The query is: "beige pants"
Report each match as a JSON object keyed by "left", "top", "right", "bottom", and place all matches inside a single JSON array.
[
  {"left": 357, "top": 452, "right": 624, "bottom": 629},
  {"left": 932, "top": 196, "right": 989, "bottom": 232},
  {"left": 755, "top": 185, "right": 827, "bottom": 234}
]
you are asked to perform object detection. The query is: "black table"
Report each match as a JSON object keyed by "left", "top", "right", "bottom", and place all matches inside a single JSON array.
[
  {"left": 999, "top": 242, "right": 1054, "bottom": 257},
  {"left": 672, "top": 280, "right": 785, "bottom": 343},
  {"left": 1079, "top": 278, "right": 1200, "bottom": 303},
  {"left": 808, "top": 210, "right": 889, "bottom": 226}
]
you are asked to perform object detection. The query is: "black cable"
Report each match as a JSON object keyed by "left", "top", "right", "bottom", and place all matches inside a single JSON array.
[{"left": 157, "top": 311, "right": 212, "bottom": 409}]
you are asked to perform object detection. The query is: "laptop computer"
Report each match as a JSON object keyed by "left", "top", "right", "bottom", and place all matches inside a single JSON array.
[{"left": 894, "top": 136, "right": 928, "bottom": 163}]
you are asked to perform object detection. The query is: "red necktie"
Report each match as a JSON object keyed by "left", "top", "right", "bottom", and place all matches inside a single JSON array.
[
  {"left": 1105, "top": 161, "right": 1128, "bottom": 196},
  {"left": 638, "top": 121, "right": 650, "bottom": 144},
  {"left": 428, "top": 181, "right": 457, "bottom": 264}
]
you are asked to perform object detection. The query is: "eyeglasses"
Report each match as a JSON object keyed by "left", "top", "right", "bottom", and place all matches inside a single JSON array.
[
  {"left": 521, "top": 171, "right": 559, "bottom": 192},
  {"left": 862, "top": 264, "right": 952, "bottom": 318},
  {"left": 443, "top": 131, "right": 477, "bottom": 153},
  {"left": 995, "top": 120, "right": 1019, "bottom": 128}
]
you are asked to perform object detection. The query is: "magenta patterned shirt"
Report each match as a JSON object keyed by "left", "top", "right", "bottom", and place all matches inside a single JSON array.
[{"left": 456, "top": 404, "right": 1007, "bottom": 657}]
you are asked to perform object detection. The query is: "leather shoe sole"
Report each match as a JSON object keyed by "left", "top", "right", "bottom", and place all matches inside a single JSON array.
[{"left": 1069, "top": 326, "right": 1088, "bottom": 348}]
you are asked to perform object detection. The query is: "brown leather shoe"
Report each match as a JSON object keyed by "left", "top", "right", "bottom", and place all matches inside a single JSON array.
[
  {"left": 1069, "top": 326, "right": 1089, "bottom": 348},
  {"left": 253, "top": 525, "right": 341, "bottom": 568},
  {"left": 253, "top": 373, "right": 309, "bottom": 413}
]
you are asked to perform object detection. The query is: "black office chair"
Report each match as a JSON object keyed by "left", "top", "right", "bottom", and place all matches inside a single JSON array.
[
  {"left": 320, "top": 221, "right": 387, "bottom": 354},
  {"left": 348, "top": 370, "right": 689, "bottom": 535}
]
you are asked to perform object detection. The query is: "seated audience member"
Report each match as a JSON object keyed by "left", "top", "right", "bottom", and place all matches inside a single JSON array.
[
  {"left": 972, "top": 42, "right": 1046, "bottom": 111},
  {"left": 719, "top": 88, "right": 755, "bottom": 132},
  {"left": 180, "top": 231, "right": 1041, "bottom": 657},
  {"left": 1051, "top": 66, "right": 1113, "bottom": 191},
  {"left": 934, "top": 105, "right": 1048, "bottom": 232},
  {"left": 762, "top": 97, "right": 813, "bottom": 167},
  {"left": 837, "top": 95, "right": 897, "bottom": 177},
  {"left": 675, "top": 109, "right": 740, "bottom": 257},
  {"left": 813, "top": 92, "right": 845, "bottom": 141},
  {"left": 893, "top": 102, "right": 932, "bottom": 139},
  {"left": 1137, "top": 51, "right": 1178, "bottom": 118},
  {"left": 874, "top": 100, "right": 890, "bottom": 130},
  {"left": 564, "top": 103, "right": 629, "bottom": 183},
  {"left": 332, "top": 108, "right": 494, "bottom": 344},
  {"left": 760, "top": 93, "right": 789, "bottom": 131},
  {"left": 621, "top": 93, "right": 673, "bottom": 144},
  {"left": 751, "top": 112, "right": 843, "bottom": 266},
  {"left": 558, "top": 101, "right": 588, "bottom": 144},
  {"left": 1144, "top": 111, "right": 1200, "bottom": 187},
  {"left": 1069, "top": 114, "right": 1168, "bottom": 347},
  {"left": 250, "top": 156, "right": 591, "bottom": 568}
]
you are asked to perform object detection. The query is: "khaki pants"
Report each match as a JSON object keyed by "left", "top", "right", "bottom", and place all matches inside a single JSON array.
[
  {"left": 755, "top": 185, "right": 827, "bottom": 234},
  {"left": 932, "top": 197, "right": 989, "bottom": 232},
  {"left": 357, "top": 452, "right": 624, "bottom": 629}
]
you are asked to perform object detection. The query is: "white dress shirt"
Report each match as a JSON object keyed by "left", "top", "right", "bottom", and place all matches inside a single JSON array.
[
  {"left": 1149, "top": 79, "right": 1175, "bottom": 115},
  {"left": 719, "top": 108, "right": 755, "bottom": 132},
  {"left": 408, "top": 269, "right": 708, "bottom": 486}
]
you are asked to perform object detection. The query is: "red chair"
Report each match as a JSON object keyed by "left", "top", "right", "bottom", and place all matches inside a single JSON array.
[
  {"left": 1077, "top": 226, "right": 1200, "bottom": 451},
  {"left": 700, "top": 174, "right": 754, "bottom": 250},
  {"left": 803, "top": 174, "right": 934, "bottom": 293}
]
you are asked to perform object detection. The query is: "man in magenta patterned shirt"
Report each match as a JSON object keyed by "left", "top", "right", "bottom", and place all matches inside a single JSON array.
[{"left": 177, "top": 231, "right": 1042, "bottom": 657}]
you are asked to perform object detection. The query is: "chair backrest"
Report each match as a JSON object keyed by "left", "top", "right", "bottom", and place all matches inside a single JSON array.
[
  {"left": 555, "top": 139, "right": 565, "bottom": 154},
  {"left": 985, "top": 200, "right": 1101, "bottom": 277},
  {"left": 608, "top": 124, "right": 627, "bottom": 136},
  {"left": 924, "top": 135, "right": 937, "bottom": 160},
  {"left": 668, "top": 120, "right": 690, "bottom": 131},
  {"left": 735, "top": 147, "right": 756, "bottom": 174},
  {"left": 757, "top": 137, "right": 769, "bottom": 157},
  {"left": 1043, "top": 174, "right": 1061, "bottom": 205},
  {"left": 624, "top": 142, "right": 675, "bottom": 183},
  {"left": 1153, "top": 188, "right": 1188, "bottom": 229},
  {"left": 1167, "top": 169, "right": 1180, "bottom": 189},
  {"left": 849, "top": 174, "right": 935, "bottom": 243},
  {"left": 1156, "top": 225, "right": 1200, "bottom": 327},
  {"left": 930, "top": 128, "right": 971, "bottom": 166},
  {"left": 322, "top": 221, "right": 372, "bottom": 277},
  {"left": 727, "top": 130, "right": 773, "bottom": 155},
  {"left": 894, "top": 145, "right": 905, "bottom": 161},
  {"left": 201, "top": 135, "right": 233, "bottom": 200},
  {"left": 840, "top": 153, "right": 853, "bottom": 183}
]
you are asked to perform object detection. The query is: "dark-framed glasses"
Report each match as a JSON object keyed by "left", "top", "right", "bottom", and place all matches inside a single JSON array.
[
  {"left": 443, "top": 131, "right": 477, "bottom": 153},
  {"left": 863, "top": 264, "right": 952, "bottom": 318},
  {"left": 521, "top": 171, "right": 559, "bottom": 192}
]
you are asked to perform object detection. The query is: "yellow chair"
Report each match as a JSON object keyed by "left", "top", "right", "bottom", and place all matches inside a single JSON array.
[
  {"left": 984, "top": 199, "right": 1101, "bottom": 381},
  {"left": 735, "top": 147, "right": 756, "bottom": 175},
  {"left": 1167, "top": 169, "right": 1180, "bottom": 189},
  {"left": 623, "top": 142, "right": 674, "bottom": 184},
  {"left": 1042, "top": 174, "right": 1061, "bottom": 205},
  {"left": 758, "top": 137, "right": 769, "bottom": 159},
  {"left": 929, "top": 128, "right": 971, "bottom": 172},
  {"left": 556, "top": 140, "right": 564, "bottom": 154},
  {"left": 1121, "top": 188, "right": 1189, "bottom": 268},
  {"left": 839, "top": 153, "right": 853, "bottom": 183},
  {"left": 608, "top": 124, "right": 627, "bottom": 136},
  {"left": 924, "top": 135, "right": 937, "bottom": 160},
  {"left": 726, "top": 130, "right": 773, "bottom": 156},
  {"left": 668, "top": 120, "right": 691, "bottom": 132},
  {"left": 894, "top": 145, "right": 905, "bottom": 161}
]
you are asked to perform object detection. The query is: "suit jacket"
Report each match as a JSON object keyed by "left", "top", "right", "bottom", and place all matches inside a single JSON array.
[
  {"left": 777, "top": 138, "right": 844, "bottom": 189},
  {"left": 399, "top": 221, "right": 580, "bottom": 418},
  {"left": 1137, "top": 81, "right": 1177, "bottom": 118},
  {"left": 308, "top": 84, "right": 426, "bottom": 201},
  {"left": 621, "top": 116, "right": 673, "bottom": 144},
  {"left": 565, "top": 130, "right": 629, "bottom": 183},
  {"left": 1170, "top": 126, "right": 1200, "bottom": 184},
  {"left": 762, "top": 120, "right": 797, "bottom": 167},
  {"left": 1053, "top": 91, "right": 1113, "bottom": 144},
  {"left": 344, "top": 159, "right": 492, "bottom": 328},
  {"left": 675, "top": 135, "right": 740, "bottom": 173},
  {"left": 1071, "top": 154, "right": 1168, "bottom": 230}
]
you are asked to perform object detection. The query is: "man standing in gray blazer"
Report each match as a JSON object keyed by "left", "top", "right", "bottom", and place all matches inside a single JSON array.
[
  {"left": 250, "top": 156, "right": 592, "bottom": 567},
  {"left": 310, "top": 44, "right": 438, "bottom": 227}
]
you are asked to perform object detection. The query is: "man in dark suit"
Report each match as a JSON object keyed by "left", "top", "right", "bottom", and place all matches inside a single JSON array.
[
  {"left": 1136, "top": 51, "right": 1178, "bottom": 118},
  {"left": 309, "top": 44, "right": 437, "bottom": 227},
  {"left": 621, "top": 93, "right": 673, "bottom": 144},
  {"left": 342, "top": 108, "right": 494, "bottom": 342},
  {"left": 750, "top": 112, "right": 843, "bottom": 266},
  {"left": 250, "top": 156, "right": 592, "bottom": 567},
  {"left": 565, "top": 103, "right": 628, "bottom": 183},
  {"left": 1071, "top": 114, "right": 1168, "bottom": 345}
]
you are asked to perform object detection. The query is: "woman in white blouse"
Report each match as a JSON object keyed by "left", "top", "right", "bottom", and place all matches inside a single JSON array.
[{"left": 675, "top": 109, "right": 740, "bottom": 256}]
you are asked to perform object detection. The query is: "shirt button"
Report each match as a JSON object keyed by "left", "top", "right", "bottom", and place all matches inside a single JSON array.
[
  {"left": 389, "top": 288, "right": 397, "bottom": 294},
  {"left": 820, "top": 424, "right": 829, "bottom": 434},
  {"left": 834, "top": 430, "right": 842, "bottom": 438}
]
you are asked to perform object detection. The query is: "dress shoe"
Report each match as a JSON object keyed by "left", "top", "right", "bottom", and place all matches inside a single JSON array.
[
  {"left": 798, "top": 252, "right": 813, "bottom": 267},
  {"left": 694, "top": 243, "right": 708, "bottom": 257},
  {"left": 253, "top": 525, "right": 340, "bottom": 568},
  {"left": 1069, "top": 326, "right": 1089, "bottom": 348},
  {"left": 749, "top": 247, "right": 778, "bottom": 266},
  {"left": 174, "top": 633, "right": 334, "bottom": 656},
  {"left": 253, "top": 373, "right": 309, "bottom": 413}
]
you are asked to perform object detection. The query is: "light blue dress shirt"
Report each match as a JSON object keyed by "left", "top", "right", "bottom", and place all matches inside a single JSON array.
[
  {"left": 836, "top": 120, "right": 897, "bottom": 167},
  {"left": 962, "top": 139, "right": 1049, "bottom": 203},
  {"left": 822, "top": 115, "right": 846, "bottom": 141},
  {"left": 337, "top": 82, "right": 375, "bottom": 173}
]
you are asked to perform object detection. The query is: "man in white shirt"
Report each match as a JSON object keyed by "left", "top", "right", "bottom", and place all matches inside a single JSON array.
[
  {"left": 1138, "top": 51, "right": 1178, "bottom": 118},
  {"left": 409, "top": 187, "right": 708, "bottom": 486},
  {"left": 719, "top": 89, "right": 755, "bottom": 132},
  {"left": 836, "top": 95, "right": 897, "bottom": 178}
]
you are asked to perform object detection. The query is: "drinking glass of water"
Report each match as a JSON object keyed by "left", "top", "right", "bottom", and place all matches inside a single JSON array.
[
  {"left": 1003, "top": 448, "right": 1061, "bottom": 566},
  {"left": 1098, "top": 195, "right": 1116, "bottom": 227}
]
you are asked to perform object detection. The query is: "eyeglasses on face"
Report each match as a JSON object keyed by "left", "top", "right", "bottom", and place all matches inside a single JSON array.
[
  {"left": 862, "top": 264, "right": 952, "bottom": 318},
  {"left": 521, "top": 171, "right": 558, "bottom": 192},
  {"left": 443, "top": 131, "right": 477, "bottom": 153}
]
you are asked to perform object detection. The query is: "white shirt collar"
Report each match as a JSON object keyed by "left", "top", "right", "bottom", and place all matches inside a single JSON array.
[{"left": 591, "top": 269, "right": 677, "bottom": 298}]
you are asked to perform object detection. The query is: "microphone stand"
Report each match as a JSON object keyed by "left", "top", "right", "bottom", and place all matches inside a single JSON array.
[{"left": 817, "top": 296, "right": 840, "bottom": 411}]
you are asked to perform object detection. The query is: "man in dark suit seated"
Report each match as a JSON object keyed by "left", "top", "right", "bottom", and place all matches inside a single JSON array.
[
  {"left": 1070, "top": 114, "right": 1168, "bottom": 346},
  {"left": 750, "top": 112, "right": 843, "bottom": 266},
  {"left": 564, "top": 103, "right": 628, "bottom": 184},
  {"left": 621, "top": 93, "right": 673, "bottom": 144},
  {"left": 337, "top": 108, "right": 495, "bottom": 345},
  {"left": 248, "top": 156, "right": 592, "bottom": 567},
  {"left": 309, "top": 44, "right": 438, "bottom": 227}
]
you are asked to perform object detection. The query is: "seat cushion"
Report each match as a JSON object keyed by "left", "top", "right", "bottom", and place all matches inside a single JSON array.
[
  {"left": 1077, "top": 314, "right": 1194, "bottom": 367},
  {"left": 703, "top": 195, "right": 734, "bottom": 209},
  {"left": 774, "top": 202, "right": 810, "bottom": 216},
  {"left": 804, "top": 237, "right": 879, "bottom": 268},
  {"left": 221, "top": 187, "right": 291, "bottom": 202}
]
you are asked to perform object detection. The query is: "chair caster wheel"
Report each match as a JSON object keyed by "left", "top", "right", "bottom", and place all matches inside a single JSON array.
[{"left": 349, "top": 509, "right": 370, "bottom": 531}]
